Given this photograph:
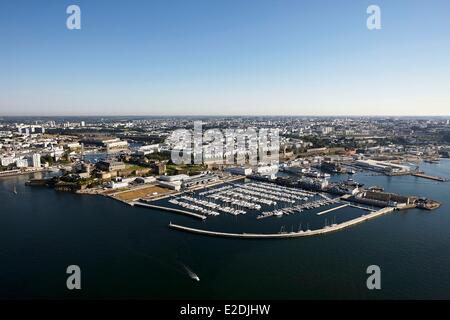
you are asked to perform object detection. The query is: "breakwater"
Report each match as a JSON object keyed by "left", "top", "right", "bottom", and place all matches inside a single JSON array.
[{"left": 169, "top": 207, "right": 395, "bottom": 239}]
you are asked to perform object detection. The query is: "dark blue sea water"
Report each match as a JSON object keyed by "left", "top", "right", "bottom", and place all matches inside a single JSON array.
[{"left": 1, "top": 160, "right": 450, "bottom": 299}]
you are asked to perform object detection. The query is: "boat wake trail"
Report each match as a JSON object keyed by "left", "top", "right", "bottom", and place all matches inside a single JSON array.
[
  {"left": 181, "top": 263, "right": 200, "bottom": 282},
  {"left": 126, "top": 246, "right": 200, "bottom": 282}
]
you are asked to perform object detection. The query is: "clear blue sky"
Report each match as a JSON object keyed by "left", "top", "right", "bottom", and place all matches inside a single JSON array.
[{"left": 1, "top": 0, "right": 449, "bottom": 116}]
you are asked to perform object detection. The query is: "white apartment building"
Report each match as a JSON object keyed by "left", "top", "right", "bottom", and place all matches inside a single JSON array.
[
  {"left": 32, "top": 153, "right": 41, "bottom": 168},
  {"left": 1, "top": 156, "right": 15, "bottom": 167},
  {"left": 15, "top": 158, "right": 28, "bottom": 168}
]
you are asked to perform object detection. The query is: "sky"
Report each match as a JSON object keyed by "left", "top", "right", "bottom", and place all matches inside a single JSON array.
[{"left": 0, "top": 0, "right": 449, "bottom": 116}]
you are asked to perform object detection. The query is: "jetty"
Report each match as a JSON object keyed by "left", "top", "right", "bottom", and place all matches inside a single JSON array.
[
  {"left": 316, "top": 204, "right": 348, "bottom": 216},
  {"left": 133, "top": 201, "right": 207, "bottom": 220},
  {"left": 169, "top": 207, "right": 395, "bottom": 239},
  {"left": 412, "top": 172, "right": 447, "bottom": 182}
]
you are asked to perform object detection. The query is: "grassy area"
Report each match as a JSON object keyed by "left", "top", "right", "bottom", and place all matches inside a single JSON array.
[
  {"left": 166, "top": 164, "right": 207, "bottom": 176},
  {"left": 114, "top": 185, "right": 172, "bottom": 201}
]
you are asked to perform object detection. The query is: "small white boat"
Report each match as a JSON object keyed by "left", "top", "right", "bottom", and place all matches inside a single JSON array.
[
  {"left": 183, "top": 265, "right": 200, "bottom": 282},
  {"left": 274, "top": 211, "right": 283, "bottom": 218}
]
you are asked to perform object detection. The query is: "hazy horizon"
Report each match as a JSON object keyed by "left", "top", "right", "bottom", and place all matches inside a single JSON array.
[{"left": 2, "top": 113, "right": 450, "bottom": 119}]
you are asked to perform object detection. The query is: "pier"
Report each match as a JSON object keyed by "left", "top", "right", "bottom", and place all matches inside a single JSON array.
[
  {"left": 169, "top": 207, "right": 395, "bottom": 239},
  {"left": 339, "top": 200, "right": 377, "bottom": 212},
  {"left": 412, "top": 173, "right": 447, "bottom": 182},
  {"left": 316, "top": 204, "right": 348, "bottom": 216},
  {"left": 133, "top": 201, "right": 207, "bottom": 220}
]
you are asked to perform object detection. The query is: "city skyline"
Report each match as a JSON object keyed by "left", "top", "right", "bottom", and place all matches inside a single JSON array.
[{"left": 1, "top": 0, "right": 450, "bottom": 116}]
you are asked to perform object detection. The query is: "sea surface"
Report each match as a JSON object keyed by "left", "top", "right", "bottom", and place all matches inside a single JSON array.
[{"left": 1, "top": 160, "right": 450, "bottom": 299}]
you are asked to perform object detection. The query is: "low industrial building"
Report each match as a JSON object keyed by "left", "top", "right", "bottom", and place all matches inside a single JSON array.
[
  {"left": 96, "top": 160, "right": 127, "bottom": 172},
  {"left": 157, "top": 180, "right": 182, "bottom": 191},
  {"left": 225, "top": 167, "right": 252, "bottom": 176},
  {"left": 158, "top": 174, "right": 189, "bottom": 182},
  {"left": 353, "top": 190, "right": 414, "bottom": 207},
  {"left": 182, "top": 174, "right": 219, "bottom": 188}
]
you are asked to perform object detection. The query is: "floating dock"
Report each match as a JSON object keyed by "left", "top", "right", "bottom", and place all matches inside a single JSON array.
[
  {"left": 169, "top": 207, "right": 395, "bottom": 239},
  {"left": 133, "top": 202, "right": 207, "bottom": 220}
]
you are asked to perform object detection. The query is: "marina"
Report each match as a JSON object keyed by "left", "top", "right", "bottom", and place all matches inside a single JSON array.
[
  {"left": 146, "top": 180, "right": 321, "bottom": 220},
  {"left": 134, "top": 173, "right": 441, "bottom": 236},
  {"left": 111, "top": 161, "right": 447, "bottom": 242},
  {"left": 257, "top": 198, "right": 338, "bottom": 219}
]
